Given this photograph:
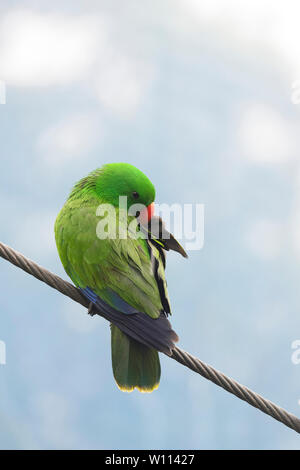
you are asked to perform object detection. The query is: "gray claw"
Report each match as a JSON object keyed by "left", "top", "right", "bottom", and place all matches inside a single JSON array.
[{"left": 88, "top": 302, "right": 96, "bottom": 317}]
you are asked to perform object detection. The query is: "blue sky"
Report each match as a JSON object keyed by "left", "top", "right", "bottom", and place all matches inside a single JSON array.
[{"left": 0, "top": 0, "right": 300, "bottom": 449}]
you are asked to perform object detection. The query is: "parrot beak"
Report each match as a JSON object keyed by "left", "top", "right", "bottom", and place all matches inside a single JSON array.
[{"left": 138, "top": 202, "right": 155, "bottom": 224}]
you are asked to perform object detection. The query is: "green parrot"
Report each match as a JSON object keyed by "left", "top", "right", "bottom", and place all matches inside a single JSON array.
[{"left": 55, "top": 163, "right": 187, "bottom": 392}]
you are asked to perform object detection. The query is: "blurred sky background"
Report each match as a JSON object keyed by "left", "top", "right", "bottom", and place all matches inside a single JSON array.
[{"left": 0, "top": 0, "right": 300, "bottom": 450}]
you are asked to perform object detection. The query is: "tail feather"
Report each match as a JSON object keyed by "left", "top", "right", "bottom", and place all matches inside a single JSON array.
[
  {"left": 80, "top": 287, "right": 179, "bottom": 355},
  {"left": 111, "top": 324, "right": 161, "bottom": 393}
]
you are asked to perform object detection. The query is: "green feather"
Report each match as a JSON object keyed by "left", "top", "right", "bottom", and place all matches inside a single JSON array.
[{"left": 111, "top": 325, "right": 160, "bottom": 392}]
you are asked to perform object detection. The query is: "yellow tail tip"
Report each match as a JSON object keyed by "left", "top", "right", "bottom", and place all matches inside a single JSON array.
[{"left": 116, "top": 382, "right": 160, "bottom": 393}]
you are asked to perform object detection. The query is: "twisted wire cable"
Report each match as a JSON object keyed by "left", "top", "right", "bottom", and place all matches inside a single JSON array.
[{"left": 0, "top": 240, "right": 300, "bottom": 434}]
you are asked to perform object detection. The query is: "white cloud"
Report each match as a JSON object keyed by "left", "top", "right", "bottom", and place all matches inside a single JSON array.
[
  {"left": 180, "top": 0, "right": 300, "bottom": 77},
  {"left": 237, "top": 103, "right": 294, "bottom": 164},
  {"left": 245, "top": 219, "right": 283, "bottom": 260},
  {"left": 0, "top": 9, "right": 154, "bottom": 118},
  {"left": 37, "top": 113, "right": 102, "bottom": 166},
  {"left": 94, "top": 55, "right": 154, "bottom": 117},
  {"left": 0, "top": 10, "right": 106, "bottom": 87},
  {"left": 182, "top": 0, "right": 274, "bottom": 35}
]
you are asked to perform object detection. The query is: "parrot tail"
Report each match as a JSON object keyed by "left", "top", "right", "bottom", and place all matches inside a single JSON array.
[{"left": 111, "top": 324, "right": 161, "bottom": 393}]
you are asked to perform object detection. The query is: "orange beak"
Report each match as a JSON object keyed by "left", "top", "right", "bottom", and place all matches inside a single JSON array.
[{"left": 138, "top": 202, "right": 155, "bottom": 224}]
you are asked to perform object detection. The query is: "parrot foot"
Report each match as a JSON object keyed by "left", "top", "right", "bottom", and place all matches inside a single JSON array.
[{"left": 88, "top": 302, "right": 96, "bottom": 317}]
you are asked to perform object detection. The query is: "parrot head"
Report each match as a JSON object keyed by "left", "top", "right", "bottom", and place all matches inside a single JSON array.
[
  {"left": 69, "top": 163, "right": 156, "bottom": 223},
  {"left": 95, "top": 163, "right": 155, "bottom": 223}
]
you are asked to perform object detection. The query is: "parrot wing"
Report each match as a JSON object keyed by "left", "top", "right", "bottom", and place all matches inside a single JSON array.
[
  {"left": 55, "top": 202, "right": 172, "bottom": 319},
  {"left": 55, "top": 201, "right": 179, "bottom": 355}
]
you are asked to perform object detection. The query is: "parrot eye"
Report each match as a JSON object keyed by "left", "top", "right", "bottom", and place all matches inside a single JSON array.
[{"left": 132, "top": 191, "right": 139, "bottom": 199}]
